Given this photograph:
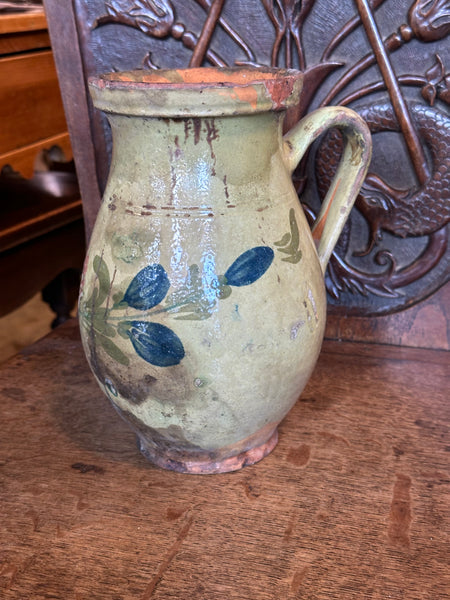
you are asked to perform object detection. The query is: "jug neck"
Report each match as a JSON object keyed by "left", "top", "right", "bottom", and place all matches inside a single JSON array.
[{"left": 104, "top": 111, "right": 287, "bottom": 212}]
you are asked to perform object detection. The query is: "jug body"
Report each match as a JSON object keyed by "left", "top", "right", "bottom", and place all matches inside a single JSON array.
[{"left": 79, "top": 67, "right": 371, "bottom": 473}]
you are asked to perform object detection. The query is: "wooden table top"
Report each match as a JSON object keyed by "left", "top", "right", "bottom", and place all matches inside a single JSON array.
[{"left": 1, "top": 319, "right": 448, "bottom": 599}]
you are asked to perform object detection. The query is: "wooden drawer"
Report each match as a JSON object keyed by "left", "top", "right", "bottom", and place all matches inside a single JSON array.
[
  {"left": 0, "top": 11, "right": 51, "bottom": 54},
  {"left": 0, "top": 50, "right": 68, "bottom": 156}
]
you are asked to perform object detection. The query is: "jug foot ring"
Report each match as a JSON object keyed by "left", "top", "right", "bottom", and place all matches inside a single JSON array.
[{"left": 137, "top": 428, "right": 278, "bottom": 475}]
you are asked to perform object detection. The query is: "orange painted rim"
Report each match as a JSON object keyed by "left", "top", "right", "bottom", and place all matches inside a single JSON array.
[
  {"left": 89, "top": 66, "right": 303, "bottom": 116},
  {"left": 91, "top": 66, "right": 303, "bottom": 90}
]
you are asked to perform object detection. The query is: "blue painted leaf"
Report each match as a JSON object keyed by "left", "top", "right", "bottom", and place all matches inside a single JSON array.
[
  {"left": 224, "top": 246, "right": 274, "bottom": 287},
  {"left": 123, "top": 264, "right": 170, "bottom": 310},
  {"left": 127, "top": 321, "right": 185, "bottom": 367}
]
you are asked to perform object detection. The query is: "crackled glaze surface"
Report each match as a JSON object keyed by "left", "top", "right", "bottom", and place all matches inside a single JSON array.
[{"left": 80, "top": 67, "right": 371, "bottom": 473}]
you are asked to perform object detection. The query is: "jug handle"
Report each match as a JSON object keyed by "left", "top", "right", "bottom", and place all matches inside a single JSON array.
[{"left": 282, "top": 106, "right": 372, "bottom": 274}]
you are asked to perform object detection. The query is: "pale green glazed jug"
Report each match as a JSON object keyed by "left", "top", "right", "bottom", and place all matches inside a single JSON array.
[{"left": 80, "top": 67, "right": 371, "bottom": 474}]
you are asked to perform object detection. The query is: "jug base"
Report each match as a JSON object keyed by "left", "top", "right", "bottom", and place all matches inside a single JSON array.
[{"left": 137, "top": 428, "right": 278, "bottom": 475}]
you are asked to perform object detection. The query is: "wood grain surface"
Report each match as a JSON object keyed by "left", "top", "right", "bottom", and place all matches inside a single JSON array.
[
  {"left": 0, "top": 50, "right": 67, "bottom": 156},
  {"left": 325, "top": 282, "right": 450, "bottom": 351},
  {"left": 0, "top": 321, "right": 448, "bottom": 599},
  {"left": 0, "top": 11, "right": 47, "bottom": 35}
]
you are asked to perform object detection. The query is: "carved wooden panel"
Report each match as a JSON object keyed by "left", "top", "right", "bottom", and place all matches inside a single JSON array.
[{"left": 70, "top": 0, "right": 449, "bottom": 316}]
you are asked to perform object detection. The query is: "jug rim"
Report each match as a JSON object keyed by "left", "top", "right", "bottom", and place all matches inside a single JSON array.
[{"left": 88, "top": 66, "right": 304, "bottom": 117}]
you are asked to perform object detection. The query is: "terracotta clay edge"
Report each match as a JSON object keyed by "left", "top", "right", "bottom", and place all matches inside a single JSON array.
[{"left": 138, "top": 428, "right": 279, "bottom": 475}]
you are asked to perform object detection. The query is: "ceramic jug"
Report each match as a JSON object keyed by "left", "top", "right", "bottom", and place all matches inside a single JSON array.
[{"left": 80, "top": 67, "right": 371, "bottom": 474}]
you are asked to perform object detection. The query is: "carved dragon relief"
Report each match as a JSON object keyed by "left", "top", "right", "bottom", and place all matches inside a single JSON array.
[{"left": 85, "top": 0, "right": 449, "bottom": 315}]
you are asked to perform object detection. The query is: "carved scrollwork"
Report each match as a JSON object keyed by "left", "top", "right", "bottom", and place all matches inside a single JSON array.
[
  {"left": 408, "top": 0, "right": 450, "bottom": 42},
  {"left": 98, "top": 0, "right": 174, "bottom": 36},
  {"left": 261, "top": 0, "right": 315, "bottom": 69},
  {"left": 314, "top": 101, "right": 449, "bottom": 302},
  {"left": 92, "top": 0, "right": 257, "bottom": 68}
]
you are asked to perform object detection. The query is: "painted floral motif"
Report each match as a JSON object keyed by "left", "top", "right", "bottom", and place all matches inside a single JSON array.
[
  {"left": 80, "top": 211, "right": 301, "bottom": 368},
  {"left": 81, "top": 246, "right": 274, "bottom": 367},
  {"left": 274, "top": 208, "right": 302, "bottom": 263}
]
